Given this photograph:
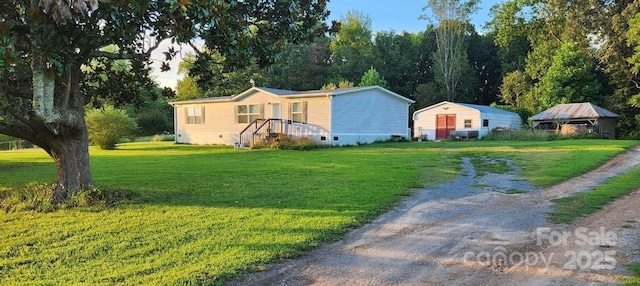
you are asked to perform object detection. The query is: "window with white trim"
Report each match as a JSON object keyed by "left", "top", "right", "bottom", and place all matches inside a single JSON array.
[
  {"left": 289, "top": 101, "right": 307, "bottom": 123},
  {"left": 186, "top": 106, "right": 205, "bottom": 124},
  {"left": 464, "top": 119, "right": 472, "bottom": 128},
  {"left": 236, "top": 104, "right": 262, "bottom": 124}
]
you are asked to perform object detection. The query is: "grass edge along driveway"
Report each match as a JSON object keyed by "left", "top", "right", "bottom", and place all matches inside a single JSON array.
[{"left": 0, "top": 140, "right": 637, "bottom": 284}]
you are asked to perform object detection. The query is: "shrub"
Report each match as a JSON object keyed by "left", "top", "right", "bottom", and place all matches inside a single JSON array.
[
  {"left": 136, "top": 109, "right": 172, "bottom": 136},
  {"left": 130, "top": 134, "right": 175, "bottom": 142},
  {"left": 0, "top": 183, "right": 56, "bottom": 212},
  {"left": 0, "top": 183, "right": 136, "bottom": 213},
  {"left": 489, "top": 103, "right": 532, "bottom": 125},
  {"left": 252, "top": 135, "right": 326, "bottom": 150},
  {"left": 483, "top": 128, "right": 559, "bottom": 141},
  {"left": 622, "top": 129, "right": 640, "bottom": 140},
  {"left": 86, "top": 105, "right": 137, "bottom": 150},
  {"left": 0, "top": 134, "right": 14, "bottom": 142}
]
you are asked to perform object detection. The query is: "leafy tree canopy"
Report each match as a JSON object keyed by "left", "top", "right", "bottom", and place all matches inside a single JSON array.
[
  {"left": 500, "top": 70, "right": 529, "bottom": 107},
  {"left": 540, "top": 41, "right": 601, "bottom": 109},
  {"left": 359, "top": 66, "right": 388, "bottom": 88},
  {"left": 329, "top": 10, "right": 379, "bottom": 83}
]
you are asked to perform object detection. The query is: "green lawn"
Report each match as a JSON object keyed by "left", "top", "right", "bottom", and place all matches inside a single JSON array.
[
  {"left": 0, "top": 139, "right": 637, "bottom": 285},
  {"left": 548, "top": 164, "right": 640, "bottom": 224},
  {"left": 623, "top": 263, "right": 640, "bottom": 285}
]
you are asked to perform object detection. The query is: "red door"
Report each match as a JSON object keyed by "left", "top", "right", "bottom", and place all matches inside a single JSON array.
[{"left": 436, "top": 114, "right": 456, "bottom": 139}]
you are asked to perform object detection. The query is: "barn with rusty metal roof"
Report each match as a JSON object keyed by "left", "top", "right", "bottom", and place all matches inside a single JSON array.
[{"left": 529, "top": 102, "right": 619, "bottom": 139}]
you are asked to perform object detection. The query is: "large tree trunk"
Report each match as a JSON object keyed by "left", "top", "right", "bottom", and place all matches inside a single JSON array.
[
  {"left": 47, "top": 123, "right": 94, "bottom": 200},
  {"left": 29, "top": 48, "right": 95, "bottom": 199}
]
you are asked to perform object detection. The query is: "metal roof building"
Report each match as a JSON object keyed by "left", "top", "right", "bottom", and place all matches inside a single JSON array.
[
  {"left": 413, "top": 101, "right": 522, "bottom": 140},
  {"left": 529, "top": 103, "right": 619, "bottom": 139}
]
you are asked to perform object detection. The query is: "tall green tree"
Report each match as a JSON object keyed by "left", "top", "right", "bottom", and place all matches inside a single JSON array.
[
  {"left": 489, "top": 0, "right": 637, "bottom": 119},
  {"left": 82, "top": 46, "right": 160, "bottom": 108},
  {"left": 176, "top": 51, "right": 264, "bottom": 99},
  {"left": 422, "top": 0, "right": 479, "bottom": 102},
  {"left": 263, "top": 37, "right": 332, "bottom": 91},
  {"left": 329, "top": 11, "right": 379, "bottom": 83},
  {"left": 359, "top": 67, "right": 388, "bottom": 87},
  {"left": 596, "top": 0, "right": 640, "bottom": 138},
  {"left": 175, "top": 75, "right": 203, "bottom": 101},
  {"left": 374, "top": 29, "right": 439, "bottom": 98},
  {"left": 0, "top": 0, "right": 330, "bottom": 198},
  {"left": 539, "top": 41, "right": 601, "bottom": 109},
  {"left": 500, "top": 70, "right": 529, "bottom": 107},
  {"left": 375, "top": 31, "right": 419, "bottom": 96},
  {"left": 413, "top": 82, "right": 447, "bottom": 110},
  {"left": 488, "top": 0, "right": 530, "bottom": 74},
  {"left": 464, "top": 27, "right": 499, "bottom": 104},
  {"left": 626, "top": 13, "right": 640, "bottom": 108}
]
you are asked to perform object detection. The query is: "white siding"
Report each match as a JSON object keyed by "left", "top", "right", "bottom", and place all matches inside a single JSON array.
[
  {"left": 331, "top": 89, "right": 410, "bottom": 145},
  {"left": 174, "top": 102, "right": 238, "bottom": 145},
  {"left": 284, "top": 96, "right": 332, "bottom": 143},
  {"left": 479, "top": 113, "right": 522, "bottom": 137},
  {"left": 413, "top": 102, "right": 521, "bottom": 140},
  {"left": 172, "top": 86, "right": 413, "bottom": 146},
  {"left": 413, "top": 103, "right": 480, "bottom": 141},
  {"left": 173, "top": 91, "right": 333, "bottom": 146}
]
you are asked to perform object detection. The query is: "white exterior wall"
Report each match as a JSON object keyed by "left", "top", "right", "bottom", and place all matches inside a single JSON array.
[
  {"left": 174, "top": 102, "right": 238, "bottom": 145},
  {"left": 479, "top": 113, "right": 522, "bottom": 137},
  {"left": 173, "top": 90, "right": 333, "bottom": 146},
  {"left": 413, "top": 102, "right": 522, "bottom": 140},
  {"left": 282, "top": 96, "right": 332, "bottom": 144},
  {"left": 331, "top": 89, "right": 410, "bottom": 145},
  {"left": 173, "top": 87, "right": 413, "bottom": 146},
  {"left": 413, "top": 103, "right": 480, "bottom": 141}
]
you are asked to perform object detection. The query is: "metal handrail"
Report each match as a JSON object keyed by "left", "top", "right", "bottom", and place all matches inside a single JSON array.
[
  {"left": 238, "top": 119, "right": 265, "bottom": 147},
  {"left": 239, "top": 118, "right": 290, "bottom": 147}
]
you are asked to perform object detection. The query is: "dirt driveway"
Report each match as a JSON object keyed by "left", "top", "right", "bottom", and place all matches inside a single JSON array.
[{"left": 228, "top": 146, "right": 640, "bottom": 285}]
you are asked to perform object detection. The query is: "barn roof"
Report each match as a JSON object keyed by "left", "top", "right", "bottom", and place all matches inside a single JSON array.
[{"left": 529, "top": 103, "right": 619, "bottom": 121}]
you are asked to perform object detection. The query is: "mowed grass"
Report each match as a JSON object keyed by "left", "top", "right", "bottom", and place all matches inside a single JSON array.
[
  {"left": 548, "top": 164, "right": 640, "bottom": 224},
  {"left": 0, "top": 139, "right": 637, "bottom": 285},
  {"left": 623, "top": 263, "right": 640, "bottom": 285}
]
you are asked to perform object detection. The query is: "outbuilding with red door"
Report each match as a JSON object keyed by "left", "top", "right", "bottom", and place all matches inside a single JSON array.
[{"left": 413, "top": 101, "right": 522, "bottom": 141}]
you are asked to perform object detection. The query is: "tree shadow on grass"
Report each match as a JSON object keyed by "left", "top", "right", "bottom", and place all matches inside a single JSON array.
[{"left": 0, "top": 162, "right": 56, "bottom": 187}]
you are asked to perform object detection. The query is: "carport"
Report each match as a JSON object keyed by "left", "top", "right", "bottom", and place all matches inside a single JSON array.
[{"left": 529, "top": 102, "right": 619, "bottom": 139}]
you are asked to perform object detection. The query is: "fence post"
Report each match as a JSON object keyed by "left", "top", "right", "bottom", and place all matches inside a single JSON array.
[{"left": 0, "top": 140, "right": 35, "bottom": 150}]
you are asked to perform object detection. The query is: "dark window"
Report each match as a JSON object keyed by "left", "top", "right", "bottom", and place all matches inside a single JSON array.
[
  {"left": 333, "top": 136, "right": 339, "bottom": 141},
  {"left": 483, "top": 119, "right": 489, "bottom": 127}
]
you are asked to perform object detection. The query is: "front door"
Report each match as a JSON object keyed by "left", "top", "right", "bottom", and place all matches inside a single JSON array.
[
  {"left": 436, "top": 114, "right": 456, "bottom": 139},
  {"left": 271, "top": 103, "right": 281, "bottom": 119},
  {"left": 269, "top": 103, "right": 283, "bottom": 135}
]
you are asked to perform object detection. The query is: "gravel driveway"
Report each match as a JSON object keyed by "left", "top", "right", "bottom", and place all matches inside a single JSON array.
[{"left": 228, "top": 147, "right": 640, "bottom": 286}]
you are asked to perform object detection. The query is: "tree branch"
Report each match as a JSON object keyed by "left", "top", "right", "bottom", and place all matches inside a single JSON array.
[{"left": 187, "top": 40, "right": 203, "bottom": 55}]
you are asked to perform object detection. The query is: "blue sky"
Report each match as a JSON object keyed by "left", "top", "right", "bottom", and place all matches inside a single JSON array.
[{"left": 326, "top": 0, "right": 504, "bottom": 33}]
